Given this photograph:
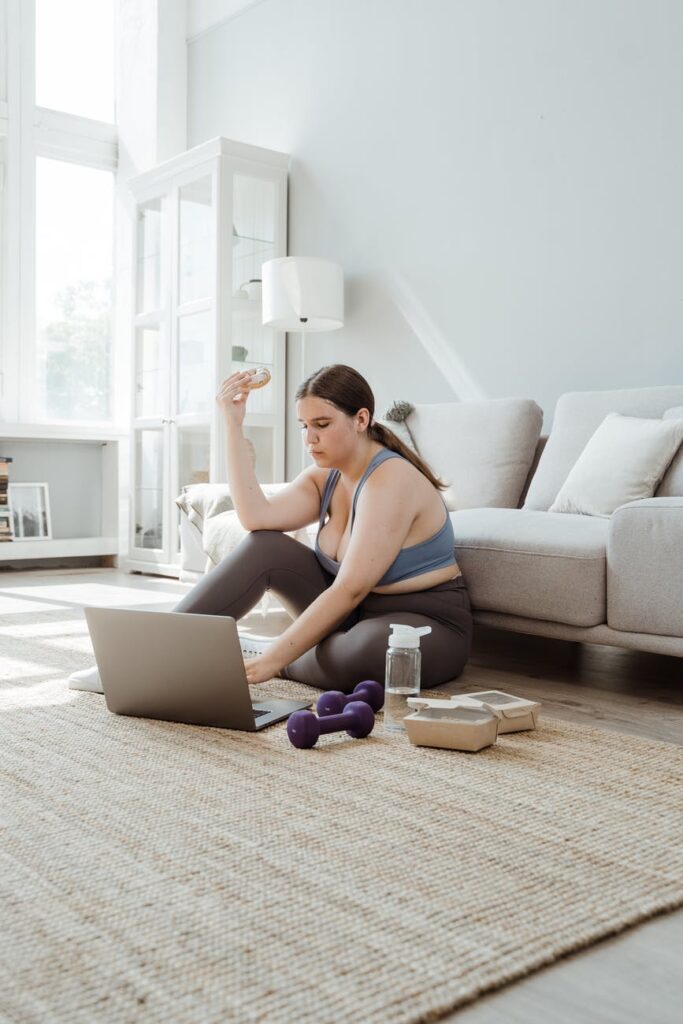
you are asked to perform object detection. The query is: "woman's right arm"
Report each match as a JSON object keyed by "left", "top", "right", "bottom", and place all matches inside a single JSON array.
[{"left": 216, "top": 372, "right": 321, "bottom": 532}]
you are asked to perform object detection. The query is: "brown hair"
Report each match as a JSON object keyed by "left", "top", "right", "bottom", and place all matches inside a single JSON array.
[{"left": 295, "top": 364, "right": 448, "bottom": 491}]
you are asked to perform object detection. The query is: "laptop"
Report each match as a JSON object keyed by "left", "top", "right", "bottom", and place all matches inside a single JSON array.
[{"left": 84, "top": 607, "right": 312, "bottom": 730}]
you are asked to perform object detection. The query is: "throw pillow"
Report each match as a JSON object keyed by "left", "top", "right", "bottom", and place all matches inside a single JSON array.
[
  {"left": 548, "top": 412, "right": 683, "bottom": 517},
  {"left": 404, "top": 398, "right": 543, "bottom": 511},
  {"left": 174, "top": 484, "right": 234, "bottom": 530},
  {"left": 655, "top": 407, "right": 683, "bottom": 497}
]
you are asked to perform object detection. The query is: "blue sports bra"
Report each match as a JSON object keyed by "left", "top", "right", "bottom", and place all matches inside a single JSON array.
[{"left": 314, "top": 448, "right": 457, "bottom": 585}]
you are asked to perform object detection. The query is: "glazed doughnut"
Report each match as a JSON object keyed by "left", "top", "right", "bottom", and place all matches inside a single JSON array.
[{"left": 244, "top": 367, "right": 271, "bottom": 390}]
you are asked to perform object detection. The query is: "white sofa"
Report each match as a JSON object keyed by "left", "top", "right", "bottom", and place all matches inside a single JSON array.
[{"left": 176, "top": 386, "right": 683, "bottom": 659}]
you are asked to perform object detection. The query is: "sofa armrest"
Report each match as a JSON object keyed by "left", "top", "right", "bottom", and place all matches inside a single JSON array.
[
  {"left": 175, "top": 481, "right": 289, "bottom": 531},
  {"left": 607, "top": 497, "right": 683, "bottom": 635},
  {"left": 201, "top": 508, "right": 315, "bottom": 568}
]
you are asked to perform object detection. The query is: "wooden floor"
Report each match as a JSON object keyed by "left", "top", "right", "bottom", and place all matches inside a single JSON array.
[{"left": 1, "top": 566, "right": 681, "bottom": 1023}]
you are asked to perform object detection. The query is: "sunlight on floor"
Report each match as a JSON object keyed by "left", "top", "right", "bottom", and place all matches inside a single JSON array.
[
  {"left": 0, "top": 678, "right": 78, "bottom": 709},
  {"left": 0, "top": 619, "right": 88, "bottom": 638},
  {"left": 0, "top": 595, "right": 71, "bottom": 615},
  {"left": 49, "top": 636, "right": 93, "bottom": 657},
  {"left": 0, "top": 582, "right": 180, "bottom": 609},
  {"left": 0, "top": 656, "right": 71, "bottom": 680}
]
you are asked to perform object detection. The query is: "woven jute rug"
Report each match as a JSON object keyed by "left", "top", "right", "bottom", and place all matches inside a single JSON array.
[{"left": 1, "top": 608, "right": 683, "bottom": 1023}]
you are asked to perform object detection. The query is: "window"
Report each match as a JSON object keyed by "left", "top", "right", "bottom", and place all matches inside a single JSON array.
[
  {"left": 0, "top": 0, "right": 7, "bottom": 106},
  {"left": 35, "top": 0, "right": 115, "bottom": 122},
  {"left": 0, "top": 1, "right": 8, "bottom": 415},
  {"left": 35, "top": 157, "right": 114, "bottom": 421},
  {"left": 0, "top": 135, "right": 5, "bottom": 405},
  {"left": 0, "top": 0, "right": 118, "bottom": 426}
]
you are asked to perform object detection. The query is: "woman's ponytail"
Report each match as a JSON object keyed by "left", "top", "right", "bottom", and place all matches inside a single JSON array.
[{"left": 367, "top": 420, "right": 448, "bottom": 492}]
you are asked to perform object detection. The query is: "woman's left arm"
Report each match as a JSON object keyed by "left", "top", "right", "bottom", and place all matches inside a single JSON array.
[{"left": 245, "top": 462, "right": 417, "bottom": 683}]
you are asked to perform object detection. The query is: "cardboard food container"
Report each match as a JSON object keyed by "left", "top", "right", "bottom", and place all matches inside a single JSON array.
[
  {"left": 404, "top": 699, "right": 502, "bottom": 752},
  {"left": 450, "top": 690, "right": 541, "bottom": 733}
]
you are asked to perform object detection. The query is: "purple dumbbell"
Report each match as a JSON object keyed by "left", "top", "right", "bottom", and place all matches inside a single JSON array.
[
  {"left": 316, "top": 679, "right": 385, "bottom": 717},
  {"left": 287, "top": 701, "right": 375, "bottom": 749}
]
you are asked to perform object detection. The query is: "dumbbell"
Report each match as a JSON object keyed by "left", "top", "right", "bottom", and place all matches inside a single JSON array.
[
  {"left": 287, "top": 701, "right": 375, "bottom": 749},
  {"left": 316, "top": 679, "right": 384, "bottom": 717}
]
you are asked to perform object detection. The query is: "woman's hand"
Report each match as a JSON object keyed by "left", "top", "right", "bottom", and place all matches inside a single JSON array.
[
  {"left": 216, "top": 371, "right": 254, "bottom": 428},
  {"left": 244, "top": 653, "right": 284, "bottom": 685}
]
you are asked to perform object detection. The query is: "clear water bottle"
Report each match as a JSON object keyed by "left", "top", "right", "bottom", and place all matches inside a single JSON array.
[{"left": 384, "top": 623, "right": 432, "bottom": 732}]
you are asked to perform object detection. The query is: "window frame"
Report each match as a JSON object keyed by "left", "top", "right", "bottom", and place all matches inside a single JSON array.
[{"left": 1, "top": 0, "right": 119, "bottom": 426}]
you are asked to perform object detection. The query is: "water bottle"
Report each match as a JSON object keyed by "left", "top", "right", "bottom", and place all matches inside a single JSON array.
[{"left": 383, "top": 623, "right": 432, "bottom": 732}]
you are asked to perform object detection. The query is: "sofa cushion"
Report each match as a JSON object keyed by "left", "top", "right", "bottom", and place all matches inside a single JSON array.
[
  {"left": 656, "top": 407, "right": 683, "bottom": 497},
  {"left": 452, "top": 508, "right": 608, "bottom": 626},
  {"left": 523, "top": 386, "right": 683, "bottom": 511},
  {"left": 547, "top": 413, "right": 683, "bottom": 518},
  {"left": 405, "top": 399, "right": 543, "bottom": 512}
]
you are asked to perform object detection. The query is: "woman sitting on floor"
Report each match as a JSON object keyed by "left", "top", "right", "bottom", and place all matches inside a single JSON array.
[{"left": 178, "top": 362, "right": 473, "bottom": 690}]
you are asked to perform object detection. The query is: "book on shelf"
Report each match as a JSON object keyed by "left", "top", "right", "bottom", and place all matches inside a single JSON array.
[{"left": 0, "top": 457, "right": 13, "bottom": 541}]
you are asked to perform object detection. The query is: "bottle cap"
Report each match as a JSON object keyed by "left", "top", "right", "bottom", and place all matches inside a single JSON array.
[{"left": 388, "top": 623, "right": 432, "bottom": 649}]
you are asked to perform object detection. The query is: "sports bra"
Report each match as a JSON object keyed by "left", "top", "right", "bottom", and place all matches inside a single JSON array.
[{"left": 314, "top": 448, "right": 457, "bottom": 585}]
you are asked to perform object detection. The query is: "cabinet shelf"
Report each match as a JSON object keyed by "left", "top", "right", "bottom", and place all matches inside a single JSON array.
[
  {"left": 0, "top": 537, "right": 118, "bottom": 560},
  {"left": 0, "top": 423, "right": 126, "bottom": 442},
  {"left": 234, "top": 232, "right": 273, "bottom": 245},
  {"left": 0, "top": 432, "right": 125, "bottom": 565},
  {"left": 231, "top": 359, "right": 274, "bottom": 370}
]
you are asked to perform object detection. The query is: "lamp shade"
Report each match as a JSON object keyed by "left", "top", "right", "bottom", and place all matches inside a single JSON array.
[{"left": 262, "top": 257, "right": 344, "bottom": 332}]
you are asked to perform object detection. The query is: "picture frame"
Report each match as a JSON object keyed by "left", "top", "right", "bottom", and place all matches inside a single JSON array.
[{"left": 9, "top": 482, "right": 52, "bottom": 541}]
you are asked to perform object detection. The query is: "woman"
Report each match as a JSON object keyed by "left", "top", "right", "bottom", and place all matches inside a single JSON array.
[
  {"left": 69, "top": 364, "right": 473, "bottom": 694},
  {"left": 175, "top": 363, "right": 472, "bottom": 691}
]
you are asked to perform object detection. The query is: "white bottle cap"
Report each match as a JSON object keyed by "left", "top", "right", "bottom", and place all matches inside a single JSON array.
[{"left": 388, "top": 623, "right": 432, "bottom": 649}]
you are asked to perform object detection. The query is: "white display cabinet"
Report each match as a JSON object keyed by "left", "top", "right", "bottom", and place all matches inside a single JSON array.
[{"left": 124, "top": 138, "right": 288, "bottom": 575}]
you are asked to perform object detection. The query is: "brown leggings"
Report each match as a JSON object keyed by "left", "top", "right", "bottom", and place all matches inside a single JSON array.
[{"left": 173, "top": 530, "right": 473, "bottom": 694}]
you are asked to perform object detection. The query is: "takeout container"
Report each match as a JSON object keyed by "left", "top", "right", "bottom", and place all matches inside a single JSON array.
[
  {"left": 404, "top": 690, "right": 541, "bottom": 752},
  {"left": 449, "top": 690, "right": 541, "bottom": 733},
  {"left": 404, "top": 699, "right": 502, "bottom": 752}
]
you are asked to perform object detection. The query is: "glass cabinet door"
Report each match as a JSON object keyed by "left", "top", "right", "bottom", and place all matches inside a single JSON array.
[
  {"left": 242, "top": 424, "right": 275, "bottom": 484},
  {"left": 135, "top": 327, "right": 165, "bottom": 419},
  {"left": 175, "top": 425, "right": 211, "bottom": 554},
  {"left": 134, "top": 428, "right": 164, "bottom": 551},
  {"left": 177, "top": 311, "right": 212, "bottom": 416},
  {"left": 136, "top": 199, "right": 162, "bottom": 314},
  {"left": 232, "top": 174, "right": 276, "bottom": 294},
  {"left": 231, "top": 176, "right": 276, "bottom": 395},
  {"left": 178, "top": 177, "right": 213, "bottom": 305},
  {"left": 230, "top": 306, "right": 275, "bottom": 415},
  {"left": 231, "top": 174, "right": 279, "bottom": 474}
]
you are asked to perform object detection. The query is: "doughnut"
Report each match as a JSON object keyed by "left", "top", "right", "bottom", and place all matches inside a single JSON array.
[{"left": 244, "top": 367, "right": 271, "bottom": 391}]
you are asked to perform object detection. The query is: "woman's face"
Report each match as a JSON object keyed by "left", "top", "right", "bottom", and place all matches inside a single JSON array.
[{"left": 296, "top": 396, "right": 369, "bottom": 466}]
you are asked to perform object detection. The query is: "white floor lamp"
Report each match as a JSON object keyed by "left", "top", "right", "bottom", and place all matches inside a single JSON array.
[
  {"left": 262, "top": 257, "right": 344, "bottom": 471},
  {"left": 262, "top": 256, "right": 344, "bottom": 381}
]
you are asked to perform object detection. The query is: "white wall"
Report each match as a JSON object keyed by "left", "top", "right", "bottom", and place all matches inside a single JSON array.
[{"left": 187, "top": 0, "right": 683, "bottom": 471}]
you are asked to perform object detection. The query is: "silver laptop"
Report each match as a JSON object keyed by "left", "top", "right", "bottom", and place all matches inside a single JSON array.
[{"left": 84, "top": 607, "right": 311, "bottom": 730}]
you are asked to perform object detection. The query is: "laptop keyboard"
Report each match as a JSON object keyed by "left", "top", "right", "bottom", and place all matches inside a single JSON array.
[{"left": 252, "top": 708, "right": 270, "bottom": 719}]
